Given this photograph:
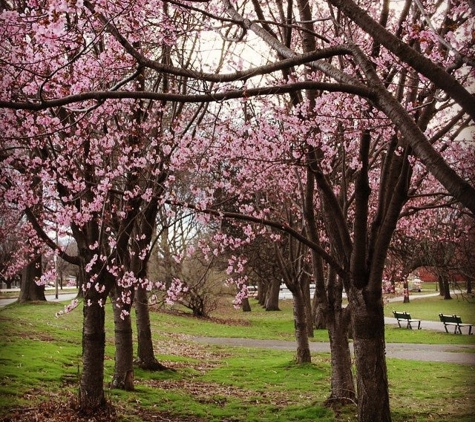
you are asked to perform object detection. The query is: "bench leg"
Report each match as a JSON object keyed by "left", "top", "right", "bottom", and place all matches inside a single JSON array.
[{"left": 443, "top": 324, "right": 449, "bottom": 334}]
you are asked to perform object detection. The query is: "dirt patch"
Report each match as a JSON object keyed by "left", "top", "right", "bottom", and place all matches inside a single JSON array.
[
  {"left": 0, "top": 392, "right": 206, "bottom": 422},
  {"left": 156, "top": 332, "right": 230, "bottom": 372},
  {"left": 142, "top": 378, "right": 296, "bottom": 408}
]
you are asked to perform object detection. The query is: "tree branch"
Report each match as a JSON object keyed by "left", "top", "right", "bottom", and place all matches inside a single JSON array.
[
  {"left": 24, "top": 208, "right": 80, "bottom": 266},
  {"left": 164, "top": 199, "right": 346, "bottom": 279},
  {"left": 326, "top": 0, "right": 475, "bottom": 121},
  {"left": 0, "top": 80, "right": 374, "bottom": 111}
]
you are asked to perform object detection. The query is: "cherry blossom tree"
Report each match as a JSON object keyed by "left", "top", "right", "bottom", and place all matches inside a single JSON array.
[{"left": 1, "top": 1, "right": 474, "bottom": 421}]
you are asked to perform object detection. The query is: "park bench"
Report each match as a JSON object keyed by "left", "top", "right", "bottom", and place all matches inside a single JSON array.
[
  {"left": 438, "top": 314, "right": 473, "bottom": 335},
  {"left": 392, "top": 311, "right": 421, "bottom": 330}
]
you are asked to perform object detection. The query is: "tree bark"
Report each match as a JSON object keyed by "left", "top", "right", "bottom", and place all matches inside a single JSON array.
[
  {"left": 134, "top": 286, "right": 169, "bottom": 370},
  {"left": 80, "top": 297, "right": 107, "bottom": 412},
  {"left": 265, "top": 278, "right": 280, "bottom": 311},
  {"left": 241, "top": 297, "right": 252, "bottom": 312},
  {"left": 441, "top": 274, "right": 452, "bottom": 300},
  {"left": 110, "top": 285, "right": 134, "bottom": 390},
  {"left": 293, "top": 288, "right": 311, "bottom": 364},
  {"left": 18, "top": 255, "right": 46, "bottom": 302},
  {"left": 403, "top": 279, "right": 410, "bottom": 304},
  {"left": 256, "top": 280, "right": 267, "bottom": 306},
  {"left": 326, "top": 306, "right": 355, "bottom": 405},
  {"left": 350, "top": 289, "right": 391, "bottom": 422}
]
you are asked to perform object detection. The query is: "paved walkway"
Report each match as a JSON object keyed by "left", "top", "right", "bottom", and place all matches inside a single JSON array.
[
  {"left": 0, "top": 291, "right": 78, "bottom": 307},
  {"left": 193, "top": 337, "right": 475, "bottom": 365}
]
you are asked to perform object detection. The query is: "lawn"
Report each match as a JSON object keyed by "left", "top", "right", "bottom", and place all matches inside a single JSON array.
[
  {"left": 0, "top": 295, "right": 474, "bottom": 421},
  {"left": 386, "top": 294, "right": 475, "bottom": 322}
]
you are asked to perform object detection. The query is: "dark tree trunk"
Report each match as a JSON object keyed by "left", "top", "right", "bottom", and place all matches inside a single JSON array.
[
  {"left": 467, "top": 279, "right": 472, "bottom": 294},
  {"left": 110, "top": 285, "right": 134, "bottom": 391},
  {"left": 313, "top": 301, "right": 326, "bottom": 329},
  {"left": 256, "top": 280, "right": 267, "bottom": 306},
  {"left": 326, "top": 306, "right": 355, "bottom": 405},
  {"left": 350, "top": 289, "right": 391, "bottom": 422},
  {"left": 438, "top": 276, "right": 445, "bottom": 296},
  {"left": 241, "top": 297, "right": 252, "bottom": 312},
  {"left": 135, "top": 286, "right": 168, "bottom": 370},
  {"left": 18, "top": 255, "right": 46, "bottom": 303},
  {"left": 293, "top": 288, "right": 311, "bottom": 364},
  {"left": 265, "top": 278, "right": 280, "bottom": 311},
  {"left": 80, "top": 297, "right": 107, "bottom": 412},
  {"left": 325, "top": 271, "right": 355, "bottom": 403},
  {"left": 442, "top": 275, "right": 452, "bottom": 300}
]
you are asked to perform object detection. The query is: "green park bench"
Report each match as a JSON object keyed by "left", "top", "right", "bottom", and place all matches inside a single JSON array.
[
  {"left": 438, "top": 313, "right": 473, "bottom": 335},
  {"left": 392, "top": 311, "right": 421, "bottom": 330}
]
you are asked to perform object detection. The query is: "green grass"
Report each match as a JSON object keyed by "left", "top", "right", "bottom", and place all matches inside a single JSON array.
[
  {"left": 0, "top": 296, "right": 474, "bottom": 421},
  {"left": 386, "top": 295, "right": 475, "bottom": 322}
]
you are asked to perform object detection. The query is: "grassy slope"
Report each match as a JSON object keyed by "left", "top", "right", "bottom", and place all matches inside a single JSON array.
[{"left": 0, "top": 296, "right": 474, "bottom": 421}]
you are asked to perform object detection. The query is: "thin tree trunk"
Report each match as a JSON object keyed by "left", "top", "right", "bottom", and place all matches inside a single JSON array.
[
  {"left": 257, "top": 280, "right": 267, "bottom": 306},
  {"left": 302, "top": 275, "right": 314, "bottom": 338},
  {"left": 293, "top": 288, "right": 311, "bottom": 364},
  {"left": 403, "top": 279, "right": 410, "bottom": 303},
  {"left": 110, "top": 285, "right": 134, "bottom": 390},
  {"left": 135, "top": 286, "right": 169, "bottom": 370},
  {"left": 326, "top": 306, "right": 355, "bottom": 405}
]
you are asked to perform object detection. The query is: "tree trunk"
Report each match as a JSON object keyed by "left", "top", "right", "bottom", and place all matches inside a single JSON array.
[
  {"left": 467, "top": 279, "right": 472, "bottom": 294},
  {"left": 313, "top": 300, "right": 327, "bottom": 329},
  {"left": 441, "top": 275, "right": 452, "bottom": 300},
  {"left": 438, "top": 276, "right": 445, "bottom": 296},
  {"left": 135, "top": 286, "right": 168, "bottom": 370},
  {"left": 293, "top": 288, "right": 311, "bottom": 364},
  {"left": 241, "top": 297, "right": 252, "bottom": 312},
  {"left": 257, "top": 280, "right": 267, "bottom": 306},
  {"left": 110, "top": 285, "right": 134, "bottom": 391},
  {"left": 403, "top": 279, "right": 410, "bottom": 303},
  {"left": 326, "top": 306, "right": 355, "bottom": 405},
  {"left": 350, "top": 289, "right": 391, "bottom": 422},
  {"left": 265, "top": 278, "right": 280, "bottom": 311},
  {"left": 80, "top": 297, "right": 107, "bottom": 412},
  {"left": 302, "top": 276, "right": 314, "bottom": 338},
  {"left": 18, "top": 255, "right": 46, "bottom": 302}
]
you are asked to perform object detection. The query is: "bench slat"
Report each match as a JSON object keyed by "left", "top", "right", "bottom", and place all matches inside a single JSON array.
[
  {"left": 439, "top": 313, "right": 473, "bottom": 335},
  {"left": 392, "top": 311, "right": 421, "bottom": 330}
]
